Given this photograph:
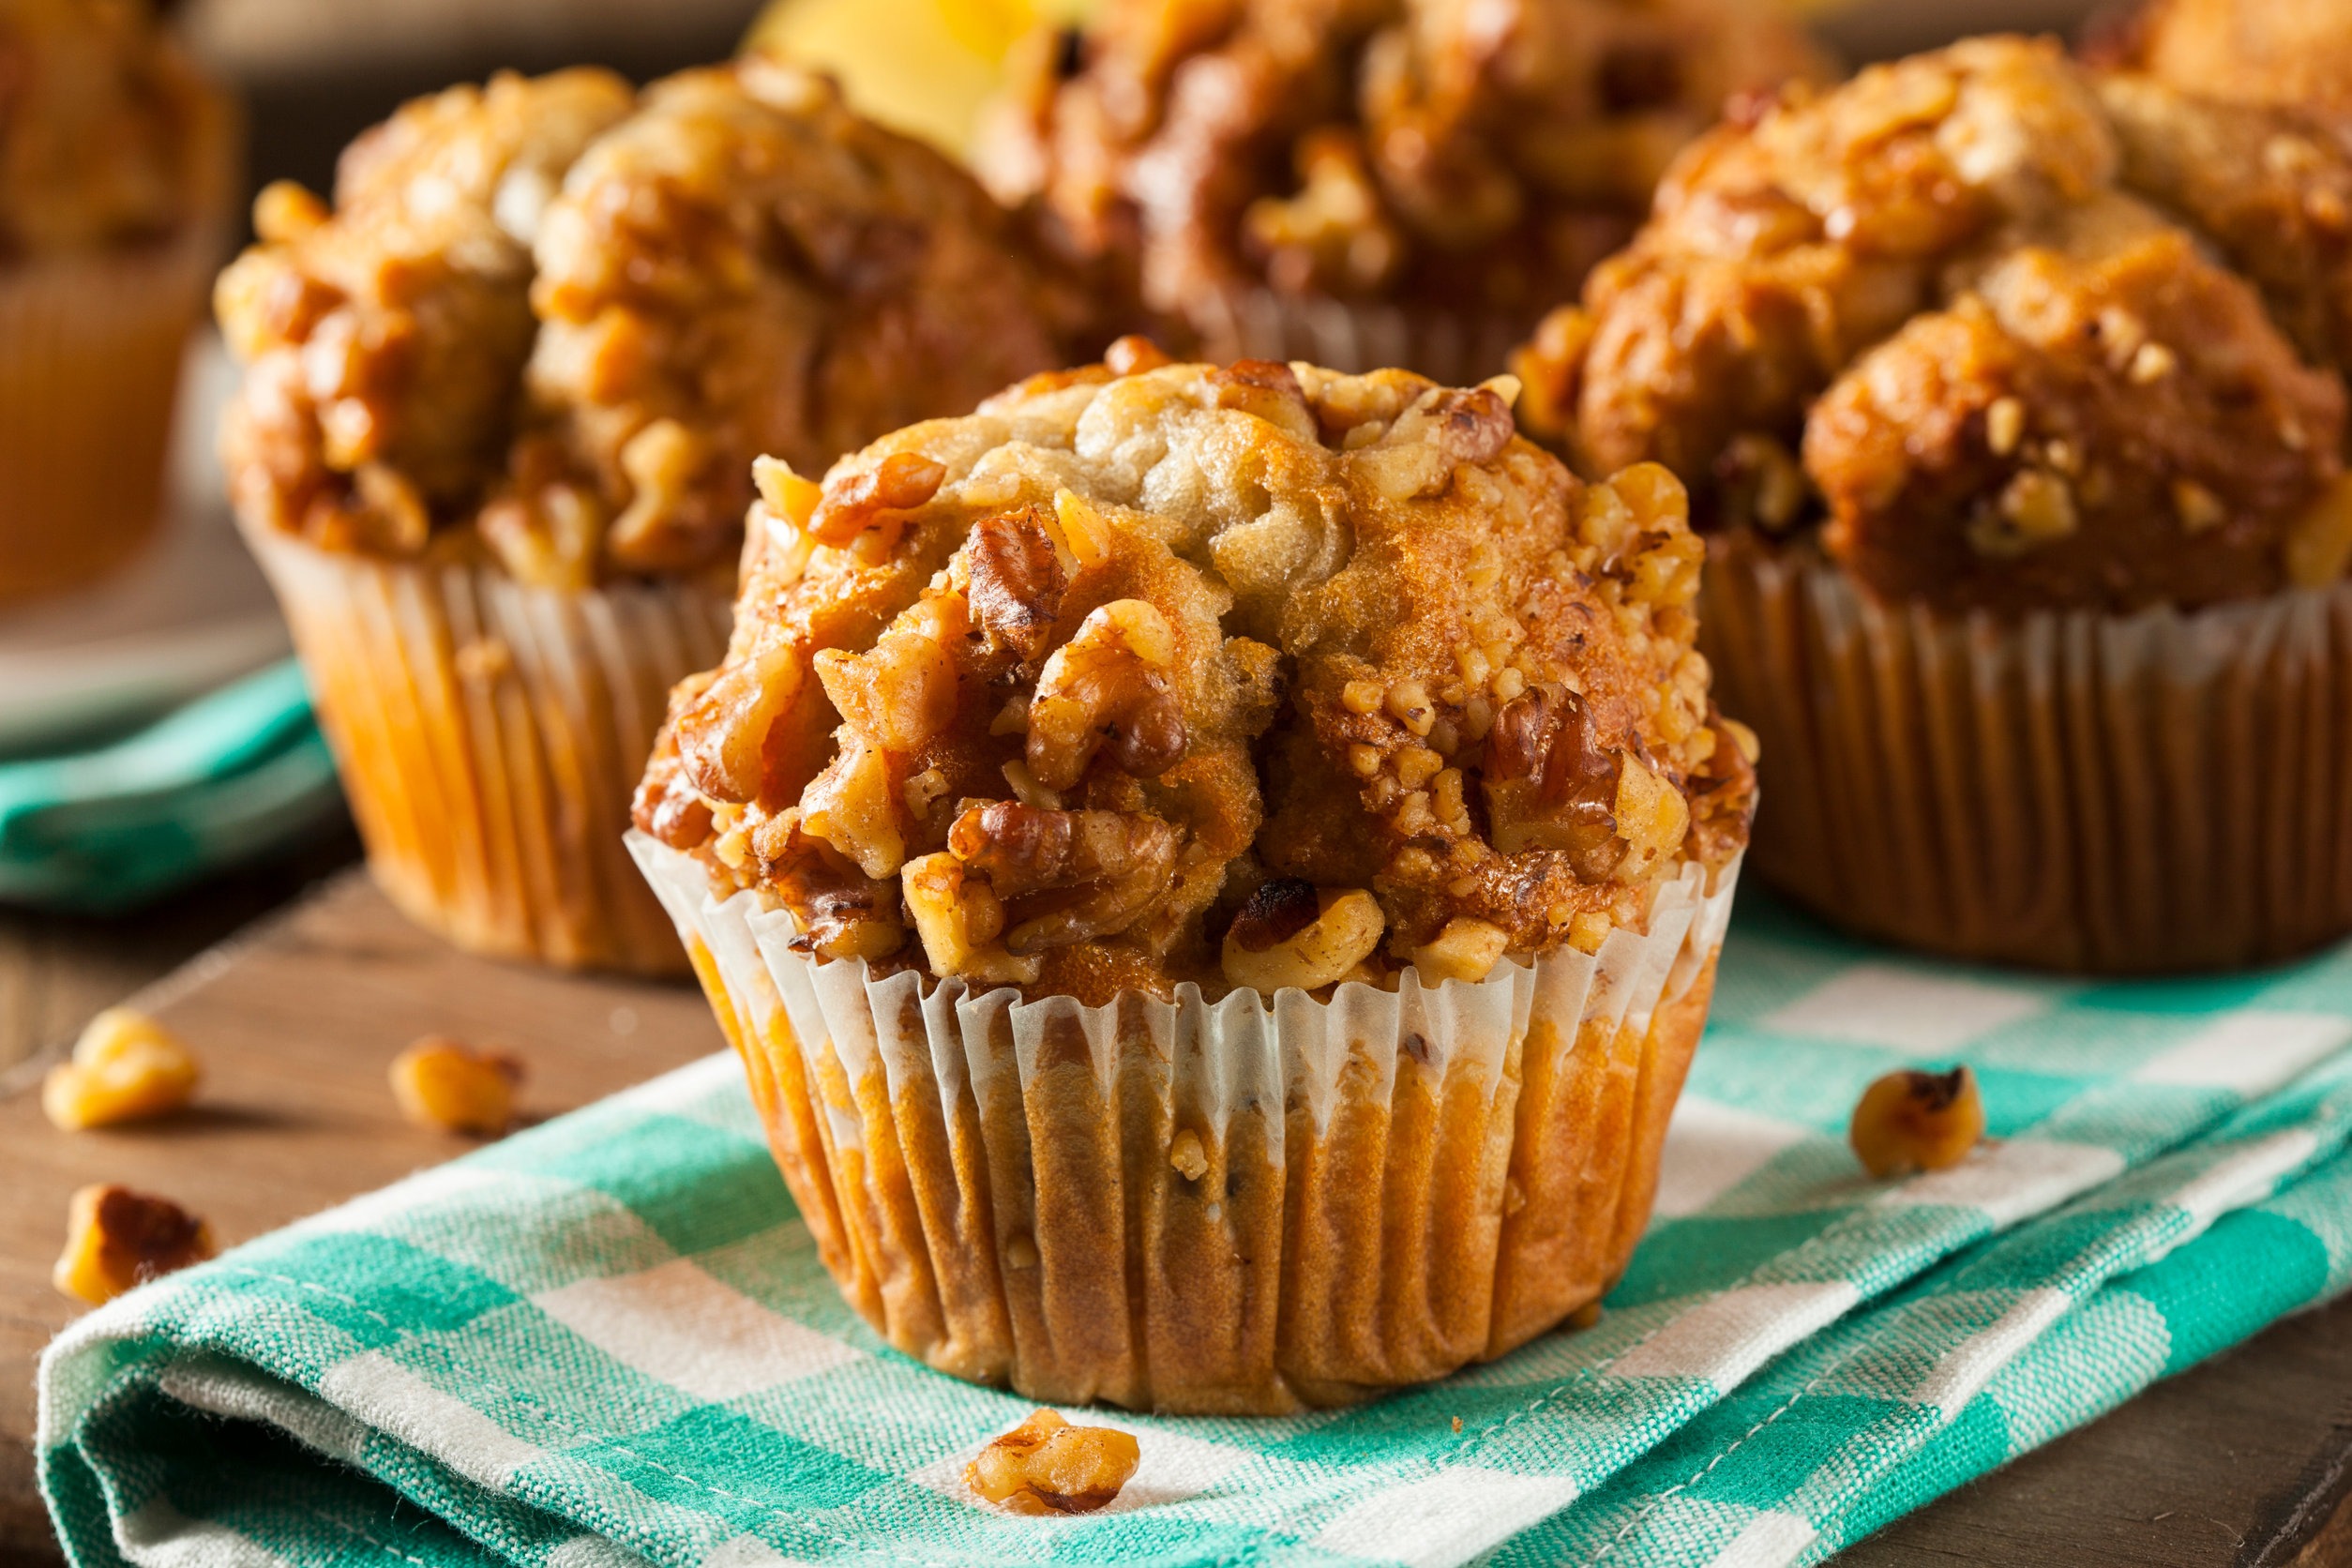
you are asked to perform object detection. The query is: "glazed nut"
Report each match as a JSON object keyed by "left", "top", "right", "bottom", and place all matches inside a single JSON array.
[
  {"left": 1849, "top": 1066, "right": 1985, "bottom": 1179},
  {"left": 42, "top": 1008, "right": 200, "bottom": 1131},
  {"left": 1221, "top": 884, "right": 1386, "bottom": 994},
  {"left": 53, "top": 1184, "right": 217, "bottom": 1304},
  {"left": 965, "top": 1410, "right": 1140, "bottom": 1515},
  {"left": 1410, "top": 918, "right": 1512, "bottom": 986},
  {"left": 390, "top": 1037, "right": 523, "bottom": 1138}
]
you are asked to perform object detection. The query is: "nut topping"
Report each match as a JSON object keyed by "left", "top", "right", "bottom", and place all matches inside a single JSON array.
[
  {"left": 1026, "top": 600, "right": 1188, "bottom": 790},
  {"left": 1849, "top": 1066, "right": 1986, "bottom": 1178},
  {"left": 1483, "top": 684, "right": 1625, "bottom": 877},
  {"left": 42, "top": 1008, "right": 199, "bottom": 1131},
  {"left": 965, "top": 508, "right": 1070, "bottom": 666},
  {"left": 53, "top": 1185, "right": 217, "bottom": 1304},
  {"left": 964, "top": 1410, "right": 1140, "bottom": 1515},
  {"left": 806, "top": 451, "right": 947, "bottom": 548},
  {"left": 949, "top": 803, "right": 1184, "bottom": 953},
  {"left": 1225, "top": 878, "right": 1321, "bottom": 953}
]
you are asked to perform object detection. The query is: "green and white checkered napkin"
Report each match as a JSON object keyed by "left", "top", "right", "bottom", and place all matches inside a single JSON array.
[{"left": 39, "top": 896, "right": 2352, "bottom": 1568}]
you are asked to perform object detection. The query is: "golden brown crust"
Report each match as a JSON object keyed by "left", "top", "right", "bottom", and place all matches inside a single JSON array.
[
  {"left": 1515, "top": 35, "right": 2352, "bottom": 614},
  {"left": 214, "top": 58, "right": 1095, "bottom": 585},
  {"left": 975, "top": 0, "right": 1827, "bottom": 343},
  {"left": 2103, "top": 0, "right": 2352, "bottom": 126},
  {"left": 0, "top": 0, "right": 227, "bottom": 257},
  {"left": 636, "top": 352, "right": 1755, "bottom": 1002}
]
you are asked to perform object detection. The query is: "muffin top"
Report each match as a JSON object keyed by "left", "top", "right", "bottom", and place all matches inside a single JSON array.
[
  {"left": 215, "top": 56, "right": 1097, "bottom": 587},
  {"left": 976, "top": 0, "right": 1827, "bottom": 342},
  {"left": 0, "top": 0, "right": 227, "bottom": 258},
  {"left": 1512, "top": 34, "right": 2352, "bottom": 615},
  {"left": 2096, "top": 0, "right": 2352, "bottom": 124},
  {"left": 633, "top": 342, "right": 1755, "bottom": 1005}
]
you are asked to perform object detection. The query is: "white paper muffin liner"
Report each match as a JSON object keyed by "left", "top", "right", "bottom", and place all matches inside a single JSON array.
[
  {"left": 631, "top": 829, "right": 1741, "bottom": 1413},
  {"left": 246, "top": 526, "right": 731, "bottom": 973},
  {"left": 1704, "top": 530, "right": 2352, "bottom": 972}
]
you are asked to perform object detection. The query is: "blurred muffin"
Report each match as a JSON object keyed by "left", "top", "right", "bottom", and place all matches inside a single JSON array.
[
  {"left": 217, "top": 56, "right": 1097, "bottom": 974},
  {"left": 2090, "top": 0, "right": 2352, "bottom": 125},
  {"left": 1514, "top": 34, "right": 2352, "bottom": 972},
  {"left": 630, "top": 343, "right": 1753, "bottom": 1411},
  {"left": 975, "top": 0, "right": 1828, "bottom": 384},
  {"left": 0, "top": 0, "right": 233, "bottom": 603}
]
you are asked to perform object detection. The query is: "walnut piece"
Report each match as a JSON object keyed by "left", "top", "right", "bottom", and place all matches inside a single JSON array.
[
  {"left": 53, "top": 1184, "right": 217, "bottom": 1305},
  {"left": 389, "top": 1037, "right": 524, "bottom": 1138},
  {"left": 42, "top": 1008, "right": 199, "bottom": 1131},
  {"left": 1849, "top": 1066, "right": 1986, "bottom": 1179},
  {"left": 964, "top": 1410, "right": 1140, "bottom": 1516},
  {"left": 1220, "top": 886, "right": 1386, "bottom": 994},
  {"left": 949, "top": 803, "right": 1184, "bottom": 956}
]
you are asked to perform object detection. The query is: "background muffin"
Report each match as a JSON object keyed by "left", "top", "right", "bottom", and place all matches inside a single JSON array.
[
  {"left": 1514, "top": 33, "right": 2352, "bottom": 972},
  {"left": 0, "top": 0, "right": 234, "bottom": 603},
  {"left": 631, "top": 345, "right": 1753, "bottom": 1411},
  {"left": 976, "top": 0, "right": 1828, "bottom": 384},
  {"left": 217, "top": 55, "right": 1100, "bottom": 973}
]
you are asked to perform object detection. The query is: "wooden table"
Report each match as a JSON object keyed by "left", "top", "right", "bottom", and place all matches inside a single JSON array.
[{"left": 2, "top": 863, "right": 2348, "bottom": 1567}]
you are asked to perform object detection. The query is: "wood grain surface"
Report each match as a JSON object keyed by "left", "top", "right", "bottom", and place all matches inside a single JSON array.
[{"left": 0, "top": 869, "right": 2346, "bottom": 1566}]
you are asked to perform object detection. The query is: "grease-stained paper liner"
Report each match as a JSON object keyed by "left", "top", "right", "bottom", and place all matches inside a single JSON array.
[
  {"left": 247, "top": 527, "right": 730, "bottom": 974},
  {"left": 1192, "top": 285, "right": 1532, "bottom": 387},
  {"left": 631, "top": 830, "right": 1740, "bottom": 1414},
  {"left": 1704, "top": 530, "right": 2352, "bottom": 973},
  {"left": 0, "top": 226, "right": 221, "bottom": 604}
]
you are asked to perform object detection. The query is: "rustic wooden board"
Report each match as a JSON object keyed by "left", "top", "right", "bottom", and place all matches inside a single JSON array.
[{"left": 1, "top": 869, "right": 2346, "bottom": 1565}]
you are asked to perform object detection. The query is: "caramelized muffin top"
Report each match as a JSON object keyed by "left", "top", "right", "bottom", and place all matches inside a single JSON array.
[
  {"left": 1512, "top": 35, "right": 2352, "bottom": 615},
  {"left": 0, "top": 0, "right": 228, "bottom": 258},
  {"left": 2096, "top": 0, "right": 2352, "bottom": 125},
  {"left": 634, "top": 343, "right": 1755, "bottom": 1004},
  {"left": 976, "top": 0, "right": 1827, "bottom": 344},
  {"left": 215, "top": 57, "right": 1097, "bottom": 588}
]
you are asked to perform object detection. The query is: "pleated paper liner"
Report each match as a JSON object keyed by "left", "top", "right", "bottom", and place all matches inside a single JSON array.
[
  {"left": 1703, "top": 528, "right": 2352, "bottom": 973},
  {"left": 245, "top": 526, "right": 731, "bottom": 974},
  {"left": 631, "top": 830, "right": 1741, "bottom": 1414},
  {"left": 0, "top": 225, "right": 223, "bottom": 605},
  {"left": 1190, "top": 285, "right": 1533, "bottom": 387}
]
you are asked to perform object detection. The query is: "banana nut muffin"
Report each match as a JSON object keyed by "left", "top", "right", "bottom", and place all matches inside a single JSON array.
[
  {"left": 2091, "top": 0, "right": 2352, "bottom": 126},
  {"left": 0, "top": 0, "right": 226, "bottom": 260},
  {"left": 634, "top": 341, "right": 1756, "bottom": 1005},
  {"left": 1513, "top": 34, "right": 2352, "bottom": 616},
  {"left": 976, "top": 0, "right": 1827, "bottom": 371},
  {"left": 0, "top": 0, "right": 233, "bottom": 603},
  {"left": 217, "top": 54, "right": 1097, "bottom": 589}
]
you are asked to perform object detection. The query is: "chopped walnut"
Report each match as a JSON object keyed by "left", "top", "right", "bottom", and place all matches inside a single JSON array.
[
  {"left": 950, "top": 804, "right": 1184, "bottom": 956},
  {"left": 965, "top": 1410, "right": 1140, "bottom": 1516},
  {"left": 1026, "top": 600, "right": 1189, "bottom": 791},
  {"left": 53, "top": 1185, "right": 217, "bottom": 1305},
  {"left": 1849, "top": 1066, "right": 1986, "bottom": 1179},
  {"left": 42, "top": 1008, "right": 199, "bottom": 1131},
  {"left": 389, "top": 1037, "right": 524, "bottom": 1138},
  {"left": 1221, "top": 883, "right": 1386, "bottom": 994}
]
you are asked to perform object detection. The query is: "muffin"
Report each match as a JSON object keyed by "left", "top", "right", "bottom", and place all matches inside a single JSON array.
[
  {"left": 217, "top": 56, "right": 1096, "bottom": 973},
  {"left": 0, "top": 0, "right": 234, "bottom": 603},
  {"left": 1513, "top": 34, "right": 2352, "bottom": 972},
  {"left": 628, "top": 342, "right": 1755, "bottom": 1412},
  {"left": 974, "top": 0, "right": 1828, "bottom": 385}
]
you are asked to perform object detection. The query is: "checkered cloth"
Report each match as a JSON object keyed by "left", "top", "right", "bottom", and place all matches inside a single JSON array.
[{"left": 39, "top": 896, "right": 2352, "bottom": 1568}]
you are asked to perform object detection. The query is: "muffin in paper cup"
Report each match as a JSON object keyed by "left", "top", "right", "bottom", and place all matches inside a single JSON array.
[
  {"left": 0, "top": 1, "right": 234, "bottom": 604},
  {"left": 1516, "top": 36, "right": 2352, "bottom": 972},
  {"left": 213, "top": 61, "right": 1096, "bottom": 972},
  {"left": 974, "top": 0, "right": 1827, "bottom": 389},
  {"left": 1703, "top": 535, "right": 2352, "bottom": 973},
  {"left": 628, "top": 352, "right": 1756, "bottom": 1410},
  {"left": 631, "top": 831, "right": 1737, "bottom": 1411},
  {"left": 245, "top": 524, "right": 730, "bottom": 973}
]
